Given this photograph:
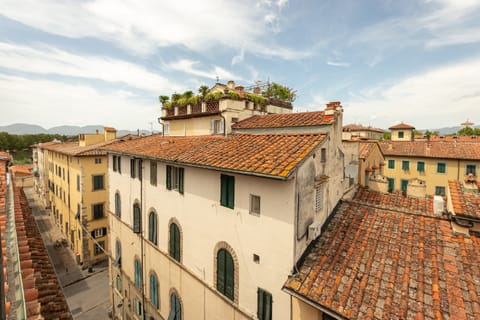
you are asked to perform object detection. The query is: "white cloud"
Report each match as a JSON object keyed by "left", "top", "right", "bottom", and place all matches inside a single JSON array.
[
  {"left": 0, "top": 42, "right": 180, "bottom": 93},
  {"left": 326, "top": 61, "right": 350, "bottom": 67},
  {"left": 343, "top": 57, "right": 480, "bottom": 129},
  {"left": 0, "top": 75, "right": 158, "bottom": 130},
  {"left": 166, "top": 59, "right": 241, "bottom": 82},
  {"left": 231, "top": 46, "right": 245, "bottom": 66},
  {"left": 0, "top": 0, "right": 303, "bottom": 59}
]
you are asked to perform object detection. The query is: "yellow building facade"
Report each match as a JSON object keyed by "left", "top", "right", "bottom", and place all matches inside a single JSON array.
[{"left": 40, "top": 128, "right": 118, "bottom": 266}]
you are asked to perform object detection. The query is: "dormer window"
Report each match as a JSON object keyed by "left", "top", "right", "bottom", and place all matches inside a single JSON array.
[{"left": 398, "top": 131, "right": 404, "bottom": 138}]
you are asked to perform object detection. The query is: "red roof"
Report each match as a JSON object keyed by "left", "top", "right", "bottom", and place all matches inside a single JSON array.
[
  {"left": 284, "top": 189, "right": 480, "bottom": 319},
  {"left": 231, "top": 111, "right": 334, "bottom": 129},
  {"left": 358, "top": 142, "right": 379, "bottom": 160},
  {"left": 379, "top": 141, "right": 480, "bottom": 160},
  {"left": 448, "top": 180, "right": 480, "bottom": 219},
  {"left": 388, "top": 122, "right": 415, "bottom": 130},
  {"left": 104, "top": 133, "right": 327, "bottom": 178}
]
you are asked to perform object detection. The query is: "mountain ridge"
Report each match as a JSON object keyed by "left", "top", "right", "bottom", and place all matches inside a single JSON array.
[{"left": 0, "top": 123, "right": 151, "bottom": 136}]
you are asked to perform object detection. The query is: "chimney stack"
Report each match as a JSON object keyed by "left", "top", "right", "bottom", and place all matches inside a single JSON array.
[{"left": 227, "top": 80, "right": 235, "bottom": 89}]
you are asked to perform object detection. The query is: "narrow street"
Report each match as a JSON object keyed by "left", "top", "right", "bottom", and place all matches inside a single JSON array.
[{"left": 23, "top": 187, "right": 111, "bottom": 320}]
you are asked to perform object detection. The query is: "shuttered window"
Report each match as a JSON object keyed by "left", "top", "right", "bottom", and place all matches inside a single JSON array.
[
  {"left": 133, "top": 203, "right": 141, "bottom": 233},
  {"left": 166, "top": 165, "right": 184, "bottom": 194},
  {"left": 134, "top": 259, "right": 142, "bottom": 288},
  {"left": 437, "top": 162, "right": 446, "bottom": 173},
  {"left": 401, "top": 160, "right": 409, "bottom": 171},
  {"left": 388, "top": 160, "right": 395, "bottom": 169},
  {"left": 257, "top": 288, "right": 272, "bottom": 320},
  {"left": 417, "top": 161, "right": 425, "bottom": 172},
  {"left": 130, "top": 159, "right": 136, "bottom": 178},
  {"left": 150, "top": 273, "right": 159, "bottom": 309},
  {"left": 216, "top": 248, "right": 234, "bottom": 301},
  {"left": 150, "top": 161, "right": 157, "bottom": 186},
  {"left": 92, "top": 203, "right": 104, "bottom": 219},
  {"left": 168, "top": 293, "right": 181, "bottom": 320},
  {"left": 148, "top": 211, "right": 158, "bottom": 245},
  {"left": 114, "top": 192, "right": 121, "bottom": 217},
  {"left": 220, "top": 174, "right": 235, "bottom": 209},
  {"left": 115, "top": 240, "right": 121, "bottom": 267},
  {"left": 92, "top": 175, "right": 104, "bottom": 190},
  {"left": 169, "top": 223, "right": 181, "bottom": 262}
]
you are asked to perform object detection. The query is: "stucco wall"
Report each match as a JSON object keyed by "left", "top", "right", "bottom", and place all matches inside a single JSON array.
[
  {"left": 391, "top": 129, "right": 413, "bottom": 141},
  {"left": 291, "top": 296, "right": 322, "bottom": 320},
  {"left": 109, "top": 155, "right": 296, "bottom": 319}
]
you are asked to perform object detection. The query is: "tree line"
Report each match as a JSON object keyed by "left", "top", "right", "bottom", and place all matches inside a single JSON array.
[{"left": 0, "top": 132, "right": 74, "bottom": 152}]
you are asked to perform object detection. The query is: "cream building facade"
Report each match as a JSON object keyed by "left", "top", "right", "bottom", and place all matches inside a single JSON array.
[
  {"left": 35, "top": 128, "right": 120, "bottom": 266},
  {"left": 106, "top": 103, "right": 346, "bottom": 320}
]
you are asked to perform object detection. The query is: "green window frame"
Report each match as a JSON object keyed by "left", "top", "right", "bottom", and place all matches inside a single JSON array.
[
  {"left": 417, "top": 161, "right": 425, "bottom": 172},
  {"left": 148, "top": 211, "right": 158, "bottom": 245},
  {"left": 388, "top": 159, "right": 395, "bottom": 169},
  {"left": 92, "top": 175, "right": 104, "bottom": 190},
  {"left": 114, "top": 192, "right": 121, "bottom": 217},
  {"left": 220, "top": 174, "right": 235, "bottom": 209},
  {"left": 437, "top": 162, "right": 446, "bottom": 173},
  {"left": 166, "top": 165, "right": 184, "bottom": 194},
  {"left": 150, "top": 273, "right": 159, "bottom": 309},
  {"left": 217, "top": 248, "right": 234, "bottom": 301},
  {"left": 133, "top": 203, "right": 141, "bottom": 234},
  {"left": 168, "top": 293, "right": 181, "bottom": 320},
  {"left": 401, "top": 160, "right": 409, "bottom": 171},
  {"left": 387, "top": 178, "right": 395, "bottom": 192},
  {"left": 134, "top": 259, "right": 142, "bottom": 288},
  {"left": 466, "top": 164, "right": 476, "bottom": 176},
  {"left": 257, "top": 288, "right": 272, "bottom": 320},
  {"left": 398, "top": 131, "right": 404, "bottom": 138},
  {"left": 435, "top": 186, "right": 446, "bottom": 196},
  {"left": 401, "top": 179, "right": 408, "bottom": 193},
  {"left": 169, "top": 223, "right": 181, "bottom": 262}
]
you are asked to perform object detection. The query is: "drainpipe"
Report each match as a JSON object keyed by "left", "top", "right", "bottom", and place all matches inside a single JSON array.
[
  {"left": 220, "top": 113, "right": 227, "bottom": 137},
  {"left": 157, "top": 117, "right": 164, "bottom": 137}
]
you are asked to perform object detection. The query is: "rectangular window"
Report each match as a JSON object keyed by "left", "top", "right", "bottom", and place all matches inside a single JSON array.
[
  {"left": 135, "top": 298, "right": 142, "bottom": 316},
  {"left": 163, "top": 122, "right": 170, "bottom": 135},
  {"left": 138, "top": 159, "right": 143, "bottom": 180},
  {"left": 388, "top": 159, "right": 395, "bottom": 169},
  {"left": 92, "top": 228, "right": 106, "bottom": 238},
  {"left": 95, "top": 157, "right": 102, "bottom": 164},
  {"left": 130, "top": 158, "right": 136, "bottom": 178},
  {"left": 417, "top": 161, "right": 425, "bottom": 172},
  {"left": 150, "top": 161, "right": 157, "bottom": 186},
  {"left": 92, "top": 203, "right": 104, "bottom": 219},
  {"left": 94, "top": 240, "right": 105, "bottom": 256},
  {"left": 220, "top": 174, "right": 235, "bottom": 209},
  {"left": 76, "top": 175, "right": 80, "bottom": 191},
  {"left": 92, "top": 175, "right": 104, "bottom": 190},
  {"left": 250, "top": 195, "right": 261, "bottom": 215},
  {"left": 437, "top": 162, "right": 446, "bottom": 173},
  {"left": 435, "top": 186, "right": 446, "bottom": 196},
  {"left": 113, "top": 155, "right": 118, "bottom": 172},
  {"left": 320, "top": 148, "right": 327, "bottom": 162},
  {"left": 257, "top": 288, "right": 272, "bottom": 320},
  {"left": 466, "top": 164, "right": 476, "bottom": 176},
  {"left": 387, "top": 178, "right": 395, "bottom": 192},
  {"left": 211, "top": 119, "right": 224, "bottom": 134},
  {"left": 133, "top": 204, "right": 141, "bottom": 234},
  {"left": 402, "top": 160, "right": 410, "bottom": 171},
  {"left": 117, "top": 156, "right": 121, "bottom": 173},
  {"left": 166, "top": 165, "right": 184, "bottom": 194},
  {"left": 398, "top": 131, "right": 404, "bottom": 138}
]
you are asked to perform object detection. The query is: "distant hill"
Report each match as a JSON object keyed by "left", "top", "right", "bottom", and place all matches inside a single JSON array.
[
  {"left": 0, "top": 123, "right": 150, "bottom": 136},
  {"left": 419, "top": 125, "right": 480, "bottom": 136}
]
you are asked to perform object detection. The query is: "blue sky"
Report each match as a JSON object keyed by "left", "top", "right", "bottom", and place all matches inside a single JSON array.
[{"left": 1, "top": 0, "right": 480, "bottom": 131}]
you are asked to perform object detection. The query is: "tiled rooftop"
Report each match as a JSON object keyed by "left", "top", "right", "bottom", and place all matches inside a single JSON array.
[
  {"left": 284, "top": 190, "right": 480, "bottom": 320},
  {"left": 379, "top": 141, "right": 480, "bottom": 160},
  {"left": 343, "top": 124, "right": 384, "bottom": 133},
  {"left": 104, "top": 133, "right": 327, "bottom": 178},
  {"left": 231, "top": 111, "right": 334, "bottom": 129},
  {"left": 389, "top": 122, "right": 415, "bottom": 130},
  {"left": 352, "top": 187, "right": 435, "bottom": 217},
  {"left": 9, "top": 165, "right": 33, "bottom": 176},
  {"left": 40, "top": 136, "right": 136, "bottom": 157},
  {"left": 359, "top": 142, "right": 378, "bottom": 160},
  {"left": 448, "top": 180, "right": 480, "bottom": 219}
]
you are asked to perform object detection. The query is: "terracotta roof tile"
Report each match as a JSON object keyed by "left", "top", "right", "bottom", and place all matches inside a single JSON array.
[
  {"left": 10, "top": 165, "right": 33, "bottom": 175},
  {"left": 359, "top": 142, "right": 376, "bottom": 160},
  {"left": 388, "top": 122, "right": 415, "bottom": 130},
  {"left": 379, "top": 141, "right": 480, "bottom": 160},
  {"left": 343, "top": 124, "right": 384, "bottom": 133},
  {"left": 284, "top": 189, "right": 480, "bottom": 319},
  {"left": 231, "top": 111, "right": 334, "bottom": 129},
  {"left": 40, "top": 136, "right": 135, "bottom": 157},
  {"left": 448, "top": 180, "right": 480, "bottom": 219},
  {"left": 104, "top": 133, "right": 327, "bottom": 178}
]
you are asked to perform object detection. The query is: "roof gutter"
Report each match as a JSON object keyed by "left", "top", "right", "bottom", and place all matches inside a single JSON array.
[{"left": 282, "top": 286, "right": 347, "bottom": 320}]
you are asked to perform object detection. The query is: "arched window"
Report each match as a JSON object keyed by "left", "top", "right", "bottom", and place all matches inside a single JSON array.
[
  {"left": 114, "top": 192, "right": 121, "bottom": 217},
  {"left": 134, "top": 258, "right": 142, "bottom": 288},
  {"left": 169, "top": 223, "right": 181, "bottom": 262},
  {"left": 133, "top": 203, "right": 141, "bottom": 233},
  {"left": 148, "top": 211, "right": 158, "bottom": 245},
  {"left": 168, "top": 292, "right": 181, "bottom": 320},
  {"left": 150, "top": 273, "right": 159, "bottom": 309},
  {"left": 114, "top": 240, "right": 121, "bottom": 267},
  {"left": 216, "top": 248, "right": 234, "bottom": 301}
]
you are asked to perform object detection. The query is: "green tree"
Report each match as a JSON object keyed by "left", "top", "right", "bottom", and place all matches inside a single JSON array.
[
  {"left": 261, "top": 82, "right": 297, "bottom": 102},
  {"left": 458, "top": 127, "right": 475, "bottom": 136},
  {"left": 198, "top": 85, "right": 209, "bottom": 99},
  {"left": 159, "top": 95, "right": 170, "bottom": 105}
]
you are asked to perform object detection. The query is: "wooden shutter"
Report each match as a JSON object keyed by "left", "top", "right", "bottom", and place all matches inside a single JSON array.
[
  {"left": 166, "top": 165, "right": 172, "bottom": 190},
  {"left": 227, "top": 176, "right": 235, "bottom": 209},
  {"left": 138, "top": 159, "right": 142, "bottom": 180},
  {"left": 118, "top": 156, "right": 121, "bottom": 173},
  {"left": 178, "top": 168, "right": 184, "bottom": 194},
  {"left": 174, "top": 225, "right": 180, "bottom": 261},
  {"left": 133, "top": 205, "right": 141, "bottom": 233},
  {"left": 225, "top": 251, "right": 234, "bottom": 300},
  {"left": 220, "top": 175, "right": 228, "bottom": 206},
  {"left": 258, "top": 288, "right": 264, "bottom": 320},
  {"left": 217, "top": 249, "right": 225, "bottom": 294}
]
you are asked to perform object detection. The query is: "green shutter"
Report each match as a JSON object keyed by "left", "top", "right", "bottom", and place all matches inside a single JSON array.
[
  {"left": 178, "top": 168, "right": 184, "bottom": 194},
  {"left": 227, "top": 176, "right": 235, "bottom": 209},
  {"left": 417, "top": 161, "right": 425, "bottom": 172},
  {"left": 166, "top": 165, "right": 172, "bottom": 190},
  {"left": 174, "top": 225, "right": 180, "bottom": 261},
  {"left": 265, "top": 291, "right": 272, "bottom": 320},
  {"left": 169, "top": 224, "right": 175, "bottom": 258},
  {"left": 217, "top": 249, "right": 225, "bottom": 294},
  {"left": 220, "top": 175, "right": 228, "bottom": 206},
  {"left": 258, "top": 288, "right": 264, "bottom": 319},
  {"left": 225, "top": 251, "right": 234, "bottom": 300}
]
